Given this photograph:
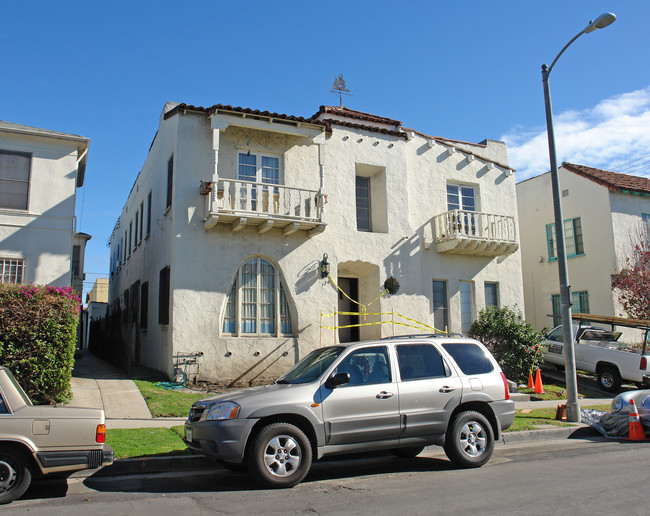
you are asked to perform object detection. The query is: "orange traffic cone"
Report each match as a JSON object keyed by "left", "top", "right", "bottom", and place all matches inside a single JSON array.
[
  {"left": 628, "top": 400, "right": 646, "bottom": 441},
  {"left": 533, "top": 368, "right": 544, "bottom": 394},
  {"left": 527, "top": 371, "right": 534, "bottom": 389}
]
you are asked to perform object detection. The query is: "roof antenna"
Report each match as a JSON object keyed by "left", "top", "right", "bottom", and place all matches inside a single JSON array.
[{"left": 330, "top": 74, "right": 352, "bottom": 107}]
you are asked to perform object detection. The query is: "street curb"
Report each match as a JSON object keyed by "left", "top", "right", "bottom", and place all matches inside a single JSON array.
[
  {"left": 502, "top": 425, "right": 582, "bottom": 443},
  {"left": 71, "top": 454, "right": 217, "bottom": 479}
]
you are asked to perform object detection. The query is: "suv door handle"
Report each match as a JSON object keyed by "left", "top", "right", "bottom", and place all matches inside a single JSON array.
[
  {"left": 439, "top": 386, "right": 456, "bottom": 393},
  {"left": 376, "top": 391, "right": 394, "bottom": 399}
]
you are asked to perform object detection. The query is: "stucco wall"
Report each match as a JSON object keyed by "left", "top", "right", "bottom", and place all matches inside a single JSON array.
[
  {"left": 0, "top": 131, "right": 81, "bottom": 287},
  {"left": 517, "top": 167, "right": 620, "bottom": 331},
  {"left": 110, "top": 106, "right": 524, "bottom": 384}
]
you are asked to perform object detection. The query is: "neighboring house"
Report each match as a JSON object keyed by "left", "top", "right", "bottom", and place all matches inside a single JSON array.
[
  {"left": 108, "top": 101, "right": 524, "bottom": 385},
  {"left": 85, "top": 278, "right": 108, "bottom": 350},
  {"left": 517, "top": 162, "right": 650, "bottom": 343},
  {"left": 0, "top": 121, "right": 89, "bottom": 292}
]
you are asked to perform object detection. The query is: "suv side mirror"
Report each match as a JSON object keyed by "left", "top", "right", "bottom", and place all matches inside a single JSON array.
[{"left": 325, "top": 372, "right": 350, "bottom": 390}]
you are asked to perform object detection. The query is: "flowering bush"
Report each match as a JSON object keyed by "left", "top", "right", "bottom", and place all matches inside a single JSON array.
[
  {"left": 469, "top": 305, "right": 545, "bottom": 384},
  {"left": 0, "top": 284, "right": 80, "bottom": 404}
]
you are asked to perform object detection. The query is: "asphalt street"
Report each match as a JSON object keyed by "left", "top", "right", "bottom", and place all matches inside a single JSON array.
[{"left": 6, "top": 436, "right": 649, "bottom": 515}]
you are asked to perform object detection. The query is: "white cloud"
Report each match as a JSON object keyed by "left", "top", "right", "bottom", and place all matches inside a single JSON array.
[{"left": 503, "top": 86, "right": 650, "bottom": 181}]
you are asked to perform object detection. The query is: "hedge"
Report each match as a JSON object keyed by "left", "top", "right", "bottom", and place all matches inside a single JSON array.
[
  {"left": 0, "top": 284, "right": 80, "bottom": 404},
  {"left": 469, "top": 305, "right": 546, "bottom": 384}
]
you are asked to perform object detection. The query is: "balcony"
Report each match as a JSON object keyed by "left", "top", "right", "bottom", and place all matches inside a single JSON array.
[
  {"left": 202, "top": 179, "right": 326, "bottom": 236},
  {"left": 432, "top": 209, "right": 518, "bottom": 256}
]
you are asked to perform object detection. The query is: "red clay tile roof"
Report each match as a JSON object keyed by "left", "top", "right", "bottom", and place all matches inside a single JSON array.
[
  {"left": 562, "top": 162, "right": 650, "bottom": 195},
  {"left": 163, "top": 103, "right": 325, "bottom": 127},
  {"left": 308, "top": 105, "right": 402, "bottom": 127}
]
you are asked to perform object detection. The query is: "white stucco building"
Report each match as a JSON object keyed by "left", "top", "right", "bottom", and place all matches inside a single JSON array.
[
  {"left": 0, "top": 121, "right": 89, "bottom": 296},
  {"left": 109, "top": 102, "right": 524, "bottom": 385},
  {"left": 517, "top": 162, "right": 650, "bottom": 342}
]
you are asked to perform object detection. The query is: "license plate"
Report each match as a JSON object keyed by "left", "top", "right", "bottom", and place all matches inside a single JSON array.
[{"left": 185, "top": 427, "right": 192, "bottom": 442}]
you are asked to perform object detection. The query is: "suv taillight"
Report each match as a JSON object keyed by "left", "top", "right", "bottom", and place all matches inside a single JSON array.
[
  {"left": 500, "top": 372, "right": 510, "bottom": 400},
  {"left": 641, "top": 357, "right": 647, "bottom": 370},
  {"left": 96, "top": 424, "right": 106, "bottom": 444}
]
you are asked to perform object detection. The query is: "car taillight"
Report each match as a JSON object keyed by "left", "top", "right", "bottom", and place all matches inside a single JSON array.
[
  {"left": 96, "top": 424, "right": 106, "bottom": 444},
  {"left": 641, "top": 357, "right": 647, "bottom": 370},
  {"left": 500, "top": 372, "right": 510, "bottom": 400}
]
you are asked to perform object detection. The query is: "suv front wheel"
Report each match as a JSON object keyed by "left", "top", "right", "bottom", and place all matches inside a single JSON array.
[
  {"left": 248, "top": 422, "right": 312, "bottom": 488},
  {"left": 444, "top": 411, "right": 494, "bottom": 468}
]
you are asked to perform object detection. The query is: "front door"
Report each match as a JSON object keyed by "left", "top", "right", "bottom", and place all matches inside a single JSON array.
[
  {"left": 322, "top": 345, "right": 400, "bottom": 445},
  {"left": 338, "top": 277, "right": 360, "bottom": 343}
]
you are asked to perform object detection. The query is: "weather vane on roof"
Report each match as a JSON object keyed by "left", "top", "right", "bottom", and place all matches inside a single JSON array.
[{"left": 330, "top": 74, "right": 352, "bottom": 107}]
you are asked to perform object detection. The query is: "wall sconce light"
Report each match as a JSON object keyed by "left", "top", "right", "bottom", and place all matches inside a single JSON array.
[{"left": 320, "top": 253, "right": 331, "bottom": 278}]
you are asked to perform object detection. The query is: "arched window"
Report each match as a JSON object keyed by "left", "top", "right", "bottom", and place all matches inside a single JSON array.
[{"left": 222, "top": 257, "right": 293, "bottom": 336}]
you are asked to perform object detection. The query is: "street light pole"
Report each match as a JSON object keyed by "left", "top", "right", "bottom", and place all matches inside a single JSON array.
[{"left": 541, "top": 12, "right": 616, "bottom": 422}]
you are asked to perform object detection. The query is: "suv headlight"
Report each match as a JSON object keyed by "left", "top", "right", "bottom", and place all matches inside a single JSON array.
[{"left": 206, "top": 401, "right": 240, "bottom": 421}]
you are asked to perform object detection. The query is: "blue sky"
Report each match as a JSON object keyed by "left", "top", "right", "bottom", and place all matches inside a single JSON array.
[{"left": 2, "top": 1, "right": 649, "bottom": 299}]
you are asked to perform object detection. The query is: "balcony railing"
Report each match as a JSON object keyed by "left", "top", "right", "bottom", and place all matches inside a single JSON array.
[
  {"left": 432, "top": 209, "right": 518, "bottom": 256},
  {"left": 203, "top": 179, "right": 325, "bottom": 236}
]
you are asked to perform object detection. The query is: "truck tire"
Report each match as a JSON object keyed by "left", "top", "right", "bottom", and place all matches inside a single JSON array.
[
  {"left": 443, "top": 411, "right": 494, "bottom": 468},
  {"left": 247, "top": 422, "right": 312, "bottom": 488},
  {"left": 598, "top": 366, "right": 621, "bottom": 393},
  {"left": 0, "top": 446, "right": 32, "bottom": 505}
]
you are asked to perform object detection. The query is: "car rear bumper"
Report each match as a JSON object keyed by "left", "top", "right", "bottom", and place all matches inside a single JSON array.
[
  {"left": 36, "top": 444, "right": 114, "bottom": 474},
  {"left": 184, "top": 418, "right": 257, "bottom": 463},
  {"left": 490, "top": 399, "right": 516, "bottom": 433},
  {"left": 642, "top": 374, "right": 650, "bottom": 387}
]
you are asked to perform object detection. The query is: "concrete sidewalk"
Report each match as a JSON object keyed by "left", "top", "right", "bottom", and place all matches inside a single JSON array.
[{"left": 70, "top": 350, "right": 185, "bottom": 429}]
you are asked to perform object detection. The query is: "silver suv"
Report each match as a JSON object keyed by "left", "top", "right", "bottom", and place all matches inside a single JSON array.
[{"left": 184, "top": 335, "right": 514, "bottom": 488}]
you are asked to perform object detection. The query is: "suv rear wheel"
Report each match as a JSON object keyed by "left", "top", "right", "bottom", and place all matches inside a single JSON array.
[
  {"left": 0, "top": 446, "right": 32, "bottom": 505},
  {"left": 444, "top": 411, "right": 494, "bottom": 468},
  {"left": 248, "top": 423, "right": 312, "bottom": 488}
]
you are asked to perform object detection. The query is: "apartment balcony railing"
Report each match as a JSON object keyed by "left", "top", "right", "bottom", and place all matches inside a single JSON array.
[
  {"left": 202, "top": 179, "right": 326, "bottom": 236},
  {"left": 432, "top": 209, "right": 519, "bottom": 256}
]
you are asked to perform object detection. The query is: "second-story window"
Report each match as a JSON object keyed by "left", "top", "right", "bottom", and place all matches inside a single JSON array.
[
  {"left": 355, "top": 176, "right": 371, "bottom": 231},
  {"left": 447, "top": 184, "right": 476, "bottom": 212},
  {"left": 237, "top": 152, "right": 280, "bottom": 212},
  {"left": 166, "top": 155, "right": 173, "bottom": 210},
  {"left": 0, "top": 150, "right": 31, "bottom": 210},
  {"left": 546, "top": 217, "right": 584, "bottom": 260}
]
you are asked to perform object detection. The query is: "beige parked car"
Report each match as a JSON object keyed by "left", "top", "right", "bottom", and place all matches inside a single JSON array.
[{"left": 0, "top": 366, "right": 114, "bottom": 504}]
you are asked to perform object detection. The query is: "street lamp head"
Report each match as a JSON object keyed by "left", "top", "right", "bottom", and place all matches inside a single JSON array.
[{"left": 584, "top": 12, "right": 616, "bottom": 33}]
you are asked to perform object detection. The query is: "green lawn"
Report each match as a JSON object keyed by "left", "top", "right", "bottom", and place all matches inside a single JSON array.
[
  {"left": 134, "top": 379, "right": 211, "bottom": 417},
  {"left": 506, "top": 404, "right": 610, "bottom": 432},
  {"left": 107, "top": 426, "right": 189, "bottom": 459}
]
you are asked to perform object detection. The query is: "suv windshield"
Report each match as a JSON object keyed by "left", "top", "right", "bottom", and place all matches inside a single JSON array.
[{"left": 276, "top": 346, "right": 344, "bottom": 384}]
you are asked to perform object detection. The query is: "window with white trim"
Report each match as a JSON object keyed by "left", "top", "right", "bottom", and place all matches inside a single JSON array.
[
  {"left": 447, "top": 184, "right": 476, "bottom": 212},
  {"left": 222, "top": 257, "right": 293, "bottom": 336},
  {"left": 237, "top": 152, "right": 281, "bottom": 212},
  {"left": 1, "top": 258, "right": 24, "bottom": 284}
]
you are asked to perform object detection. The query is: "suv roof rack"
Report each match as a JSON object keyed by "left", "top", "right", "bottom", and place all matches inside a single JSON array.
[{"left": 382, "top": 333, "right": 467, "bottom": 340}]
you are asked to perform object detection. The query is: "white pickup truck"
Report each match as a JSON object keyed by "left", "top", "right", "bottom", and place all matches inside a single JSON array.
[{"left": 542, "top": 314, "right": 650, "bottom": 393}]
